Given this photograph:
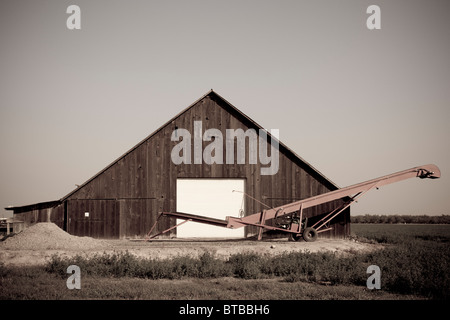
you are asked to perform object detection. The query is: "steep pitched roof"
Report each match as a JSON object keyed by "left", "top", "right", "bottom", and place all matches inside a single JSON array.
[{"left": 7, "top": 90, "right": 340, "bottom": 211}]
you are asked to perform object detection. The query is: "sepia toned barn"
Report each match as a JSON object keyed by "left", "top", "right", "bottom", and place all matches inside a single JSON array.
[{"left": 6, "top": 90, "right": 350, "bottom": 239}]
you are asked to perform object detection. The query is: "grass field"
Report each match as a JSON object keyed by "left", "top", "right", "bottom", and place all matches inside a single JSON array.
[
  {"left": 1, "top": 224, "right": 449, "bottom": 300},
  {"left": 351, "top": 223, "right": 450, "bottom": 243}
]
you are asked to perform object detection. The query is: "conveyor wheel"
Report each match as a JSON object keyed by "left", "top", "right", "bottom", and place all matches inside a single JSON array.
[{"left": 302, "top": 227, "right": 318, "bottom": 242}]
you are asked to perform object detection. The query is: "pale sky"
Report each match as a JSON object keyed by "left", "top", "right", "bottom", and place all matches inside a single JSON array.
[{"left": 1, "top": 0, "right": 449, "bottom": 218}]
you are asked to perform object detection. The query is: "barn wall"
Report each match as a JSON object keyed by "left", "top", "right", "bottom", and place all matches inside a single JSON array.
[
  {"left": 65, "top": 199, "right": 119, "bottom": 238},
  {"left": 61, "top": 93, "right": 349, "bottom": 239},
  {"left": 15, "top": 205, "right": 64, "bottom": 230}
]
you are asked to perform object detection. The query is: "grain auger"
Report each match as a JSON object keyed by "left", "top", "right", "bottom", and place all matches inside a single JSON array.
[{"left": 146, "top": 164, "right": 440, "bottom": 242}]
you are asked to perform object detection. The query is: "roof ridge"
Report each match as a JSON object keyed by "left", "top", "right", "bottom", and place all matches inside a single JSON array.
[{"left": 53, "top": 90, "right": 339, "bottom": 201}]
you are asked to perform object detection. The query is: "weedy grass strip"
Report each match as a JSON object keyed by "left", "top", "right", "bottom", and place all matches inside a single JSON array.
[{"left": 43, "top": 240, "right": 450, "bottom": 299}]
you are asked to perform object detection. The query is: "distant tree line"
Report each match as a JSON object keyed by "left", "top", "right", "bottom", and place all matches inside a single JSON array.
[{"left": 351, "top": 214, "right": 450, "bottom": 224}]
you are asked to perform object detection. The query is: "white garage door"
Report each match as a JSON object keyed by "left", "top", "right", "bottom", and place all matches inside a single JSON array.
[{"left": 176, "top": 179, "right": 245, "bottom": 238}]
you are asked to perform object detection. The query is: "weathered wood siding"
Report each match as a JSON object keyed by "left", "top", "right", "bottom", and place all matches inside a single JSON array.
[
  {"left": 15, "top": 205, "right": 64, "bottom": 229},
  {"left": 66, "top": 200, "right": 119, "bottom": 238},
  {"left": 15, "top": 92, "right": 350, "bottom": 239}
]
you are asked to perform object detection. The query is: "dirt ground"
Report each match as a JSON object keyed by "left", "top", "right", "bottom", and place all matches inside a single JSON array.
[{"left": 0, "top": 223, "right": 384, "bottom": 267}]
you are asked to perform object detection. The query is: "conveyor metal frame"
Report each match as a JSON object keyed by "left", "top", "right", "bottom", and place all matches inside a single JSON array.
[{"left": 146, "top": 164, "right": 440, "bottom": 241}]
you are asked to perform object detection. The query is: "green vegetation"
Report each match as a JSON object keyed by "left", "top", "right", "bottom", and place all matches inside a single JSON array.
[{"left": 1, "top": 224, "right": 449, "bottom": 300}]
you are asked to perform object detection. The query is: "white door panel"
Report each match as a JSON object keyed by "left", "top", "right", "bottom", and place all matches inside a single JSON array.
[{"left": 176, "top": 179, "right": 245, "bottom": 238}]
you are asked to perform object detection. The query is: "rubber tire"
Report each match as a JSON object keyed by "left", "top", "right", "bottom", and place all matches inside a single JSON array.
[{"left": 302, "top": 227, "right": 318, "bottom": 242}]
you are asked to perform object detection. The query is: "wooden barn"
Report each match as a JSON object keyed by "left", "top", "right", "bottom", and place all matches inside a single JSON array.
[{"left": 6, "top": 90, "right": 350, "bottom": 239}]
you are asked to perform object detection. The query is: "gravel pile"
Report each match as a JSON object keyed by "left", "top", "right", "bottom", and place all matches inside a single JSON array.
[{"left": 0, "top": 222, "right": 111, "bottom": 250}]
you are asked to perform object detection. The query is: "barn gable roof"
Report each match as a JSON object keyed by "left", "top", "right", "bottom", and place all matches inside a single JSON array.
[{"left": 7, "top": 90, "right": 340, "bottom": 211}]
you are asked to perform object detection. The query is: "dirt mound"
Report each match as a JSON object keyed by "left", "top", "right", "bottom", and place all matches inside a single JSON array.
[{"left": 0, "top": 222, "right": 111, "bottom": 250}]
